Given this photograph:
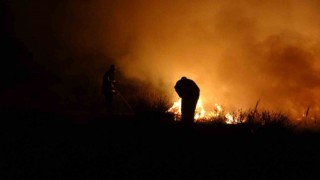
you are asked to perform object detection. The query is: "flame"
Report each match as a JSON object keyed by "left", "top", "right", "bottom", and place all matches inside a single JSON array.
[
  {"left": 167, "top": 99, "right": 182, "bottom": 120},
  {"left": 167, "top": 98, "right": 240, "bottom": 124},
  {"left": 225, "top": 112, "right": 239, "bottom": 124}
]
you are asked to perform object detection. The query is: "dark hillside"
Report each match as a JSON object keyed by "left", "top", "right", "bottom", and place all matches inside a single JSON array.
[{"left": 2, "top": 110, "right": 320, "bottom": 179}]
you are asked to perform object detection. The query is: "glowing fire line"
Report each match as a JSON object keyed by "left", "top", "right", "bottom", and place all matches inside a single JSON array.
[{"left": 167, "top": 98, "right": 240, "bottom": 124}]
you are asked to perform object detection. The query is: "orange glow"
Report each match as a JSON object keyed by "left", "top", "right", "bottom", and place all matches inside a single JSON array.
[{"left": 14, "top": 0, "right": 320, "bottom": 121}]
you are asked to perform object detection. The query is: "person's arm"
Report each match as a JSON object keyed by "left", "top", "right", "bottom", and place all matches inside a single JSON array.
[{"left": 175, "top": 83, "right": 185, "bottom": 98}]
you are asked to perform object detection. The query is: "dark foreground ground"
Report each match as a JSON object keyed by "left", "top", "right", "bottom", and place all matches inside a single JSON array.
[{"left": 2, "top": 109, "right": 320, "bottom": 180}]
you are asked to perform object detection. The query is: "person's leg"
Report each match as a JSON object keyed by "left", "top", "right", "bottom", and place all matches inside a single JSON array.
[
  {"left": 105, "top": 93, "right": 114, "bottom": 114},
  {"left": 182, "top": 98, "right": 195, "bottom": 124},
  {"left": 181, "top": 98, "right": 187, "bottom": 123},
  {"left": 190, "top": 97, "right": 198, "bottom": 120}
]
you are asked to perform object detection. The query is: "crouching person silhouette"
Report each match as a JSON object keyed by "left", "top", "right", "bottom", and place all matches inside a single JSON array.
[{"left": 174, "top": 77, "right": 200, "bottom": 125}]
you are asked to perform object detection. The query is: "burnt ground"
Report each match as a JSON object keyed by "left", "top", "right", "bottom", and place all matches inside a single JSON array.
[{"left": 2, "top": 109, "right": 320, "bottom": 180}]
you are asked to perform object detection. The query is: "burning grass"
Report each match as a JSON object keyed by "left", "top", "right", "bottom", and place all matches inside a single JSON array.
[
  {"left": 108, "top": 79, "right": 320, "bottom": 132},
  {"left": 165, "top": 98, "right": 313, "bottom": 130},
  {"left": 130, "top": 92, "right": 293, "bottom": 129}
]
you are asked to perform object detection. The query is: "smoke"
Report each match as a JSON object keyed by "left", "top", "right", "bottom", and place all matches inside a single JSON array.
[{"left": 5, "top": 0, "right": 320, "bottom": 117}]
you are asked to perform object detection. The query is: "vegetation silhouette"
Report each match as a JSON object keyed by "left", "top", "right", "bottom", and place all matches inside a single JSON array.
[{"left": 2, "top": 80, "right": 320, "bottom": 180}]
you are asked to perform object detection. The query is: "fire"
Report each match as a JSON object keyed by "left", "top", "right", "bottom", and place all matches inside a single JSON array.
[
  {"left": 167, "top": 98, "right": 240, "bottom": 124},
  {"left": 167, "top": 99, "right": 182, "bottom": 120},
  {"left": 225, "top": 113, "right": 239, "bottom": 124}
]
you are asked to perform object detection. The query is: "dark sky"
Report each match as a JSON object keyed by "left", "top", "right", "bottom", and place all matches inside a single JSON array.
[{"left": 2, "top": 0, "right": 320, "bottom": 119}]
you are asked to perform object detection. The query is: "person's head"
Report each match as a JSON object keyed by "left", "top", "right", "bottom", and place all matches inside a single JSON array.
[
  {"left": 109, "top": 64, "right": 116, "bottom": 71},
  {"left": 181, "top": 76, "right": 187, "bottom": 81}
]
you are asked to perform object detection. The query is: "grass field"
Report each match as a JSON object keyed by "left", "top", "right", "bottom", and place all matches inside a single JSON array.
[{"left": 2, "top": 106, "right": 320, "bottom": 179}]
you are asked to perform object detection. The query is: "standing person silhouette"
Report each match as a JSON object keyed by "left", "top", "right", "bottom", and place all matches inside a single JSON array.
[
  {"left": 102, "top": 65, "right": 117, "bottom": 112},
  {"left": 174, "top": 77, "right": 200, "bottom": 125}
]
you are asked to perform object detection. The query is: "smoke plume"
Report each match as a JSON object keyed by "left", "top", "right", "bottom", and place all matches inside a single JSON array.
[{"left": 4, "top": 0, "right": 320, "bottom": 118}]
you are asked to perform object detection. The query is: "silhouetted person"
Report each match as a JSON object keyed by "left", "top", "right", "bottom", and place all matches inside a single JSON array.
[
  {"left": 175, "top": 77, "right": 200, "bottom": 125},
  {"left": 102, "top": 65, "right": 117, "bottom": 111}
]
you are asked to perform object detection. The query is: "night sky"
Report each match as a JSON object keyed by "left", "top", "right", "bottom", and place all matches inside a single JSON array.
[{"left": 2, "top": 0, "right": 320, "bottom": 119}]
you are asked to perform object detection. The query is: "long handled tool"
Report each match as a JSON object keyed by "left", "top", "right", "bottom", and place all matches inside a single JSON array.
[{"left": 115, "top": 90, "right": 135, "bottom": 114}]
